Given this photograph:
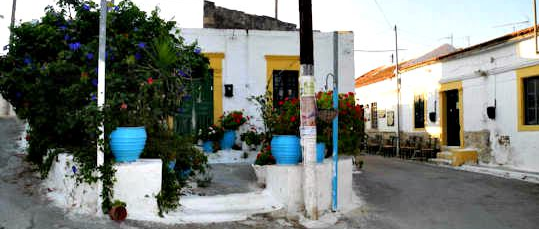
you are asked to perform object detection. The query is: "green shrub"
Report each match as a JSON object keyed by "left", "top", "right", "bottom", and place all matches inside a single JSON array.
[{"left": 0, "top": 0, "right": 209, "bottom": 214}]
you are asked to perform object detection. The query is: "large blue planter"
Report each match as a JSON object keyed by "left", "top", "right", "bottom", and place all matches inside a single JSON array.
[
  {"left": 202, "top": 141, "right": 213, "bottom": 153},
  {"left": 220, "top": 130, "right": 236, "bottom": 150},
  {"left": 316, "top": 143, "right": 326, "bottom": 163},
  {"left": 271, "top": 135, "right": 301, "bottom": 165},
  {"left": 110, "top": 127, "right": 147, "bottom": 162}
]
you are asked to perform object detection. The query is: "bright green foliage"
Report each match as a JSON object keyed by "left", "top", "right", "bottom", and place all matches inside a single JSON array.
[{"left": 0, "top": 0, "right": 209, "bottom": 214}]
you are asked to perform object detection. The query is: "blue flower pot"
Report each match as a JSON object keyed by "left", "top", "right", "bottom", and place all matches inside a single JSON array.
[
  {"left": 220, "top": 130, "right": 236, "bottom": 150},
  {"left": 110, "top": 127, "right": 147, "bottom": 162},
  {"left": 202, "top": 141, "right": 213, "bottom": 153},
  {"left": 271, "top": 135, "right": 301, "bottom": 165},
  {"left": 316, "top": 143, "right": 326, "bottom": 163}
]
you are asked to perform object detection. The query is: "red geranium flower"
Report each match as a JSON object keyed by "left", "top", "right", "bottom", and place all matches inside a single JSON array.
[
  {"left": 290, "top": 116, "right": 296, "bottom": 122},
  {"left": 120, "top": 103, "right": 127, "bottom": 110},
  {"left": 147, "top": 77, "right": 154, "bottom": 84},
  {"left": 278, "top": 101, "right": 284, "bottom": 106}
]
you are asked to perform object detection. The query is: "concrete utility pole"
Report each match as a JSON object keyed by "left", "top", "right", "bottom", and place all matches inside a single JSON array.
[
  {"left": 10, "top": 0, "right": 16, "bottom": 30},
  {"left": 275, "top": 0, "right": 278, "bottom": 19},
  {"left": 394, "top": 25, "right": 401, "bottom": 157},
  {"left": 299, "top": 0, "right": 318, "bottom": 220},
  {"left": 96, "top": 0, "right": 108, "bottom": 215}
]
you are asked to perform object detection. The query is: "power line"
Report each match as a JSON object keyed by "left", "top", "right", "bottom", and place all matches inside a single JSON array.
[
  {"left": 354, "top": 49, "right": 407, "bottom": 52},
  {"left": 372, "top": 0, "right": 392, "bottom": 29}
]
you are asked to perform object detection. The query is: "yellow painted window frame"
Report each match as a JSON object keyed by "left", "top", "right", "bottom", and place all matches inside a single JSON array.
[
  {"left": 264, "top": 55, "right": 300, "bottom": 95},
  {"left": 413, "top": 93, "right": 427, "bottom": 131},
  {"left": 439, "top": 81, "right": 464, "bottom": 148},
  {"left": 203, "top": 52, "right": 225, "bottom": 124},
  {"left": 517, "top": 64, "right": 539, "bottom": 131}
]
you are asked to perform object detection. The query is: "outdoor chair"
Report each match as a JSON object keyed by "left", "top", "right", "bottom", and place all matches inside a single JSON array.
[
  {"left": 420, "top": 137, "right": 437, "bottom": 160},
  {"left": 367, "top": 134, "right": 382, "bottom": 154},
  {"left": 399, "top": 137, "right": 414, "bottom": 159},
  {"left": 411, "top": 137, "right": 426, "bottom": 161},
  {"left": 382, "top": 136, "right": 398, "bottom": 157}
]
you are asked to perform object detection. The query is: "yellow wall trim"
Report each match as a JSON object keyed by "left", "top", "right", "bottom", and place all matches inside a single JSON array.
[
  {"left": 439, "top": 81, "right": 464, "bottom": 148},
  {"left": 440, "top": 81, "right": 462, "bottom": 92},
  {"left": 265, "top": 55, "right": 300, "bottom": 94},
  {"left": 517, "top": 64, "right": 539, "bottom": 131},
  {"left": 203, "top": 52, "right": 225, "bottom": 124}
]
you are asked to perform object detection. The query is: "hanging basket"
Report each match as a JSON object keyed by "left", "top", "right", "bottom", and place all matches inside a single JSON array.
[{"left": 317, "top": 109, "right": 337, "bottom": 122}]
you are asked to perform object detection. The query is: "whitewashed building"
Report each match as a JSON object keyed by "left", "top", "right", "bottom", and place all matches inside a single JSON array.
[
  {"left": 356, "top": 27, "right": 539, "bottom": 172},
  {"left": 181, "top": 28, "right": 355, "bottom": 128}
]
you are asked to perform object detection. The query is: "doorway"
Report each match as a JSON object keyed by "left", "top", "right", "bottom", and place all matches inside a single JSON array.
[{"left": 445, "top": 89, "right": 460, "bottom": 146}]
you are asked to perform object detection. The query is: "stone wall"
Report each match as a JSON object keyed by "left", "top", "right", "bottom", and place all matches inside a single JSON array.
[
  {"left": 464, "top": 130, "right": 491, "bottom": 164},
  {"left": 203, "top": 1, "right": 297, "bottom": 31}
]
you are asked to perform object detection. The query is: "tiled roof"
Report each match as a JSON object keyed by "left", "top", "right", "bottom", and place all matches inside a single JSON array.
[{"left": 355, "top": 26, "right": 536, "bottom": 88}]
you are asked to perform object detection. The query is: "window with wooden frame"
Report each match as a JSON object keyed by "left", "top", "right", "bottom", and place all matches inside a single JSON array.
[
  {"left": 414, "top": 94, "right": 426, "bottom": 129},
  {"left": 371, "top": 102, "right": 378, "bottom": 129},
  {"left": 524, "top": 76, "right": 539, "bottom": 125}
]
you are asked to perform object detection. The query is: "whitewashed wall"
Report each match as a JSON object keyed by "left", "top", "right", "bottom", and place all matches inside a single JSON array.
[
  {"left": 181, "top": 29, "right": 355, "bottom": 127},
  {"left": 441, "top": 36, "right": 539, "bottom": 172},
  {"left": 355, "top": 76, "right": 397, "bottom": 132},
  {"left": 355, "top": 63, "right": 442, "bottom": 135}
]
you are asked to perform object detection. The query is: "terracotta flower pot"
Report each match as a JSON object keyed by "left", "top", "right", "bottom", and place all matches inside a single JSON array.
[{"left": 109, "top": 206, "right": 128, "bottom": 221}]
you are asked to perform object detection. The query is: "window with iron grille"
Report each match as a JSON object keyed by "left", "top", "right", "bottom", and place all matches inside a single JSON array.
[
  {"left": 414, "top": 94, "right": 425, "bottom": 129},
  {"left": 371, "top": 102, "right": 378, "bottom": 129},
  {"left": 524, "top": 76, "right": 539, "bottom": 125}
]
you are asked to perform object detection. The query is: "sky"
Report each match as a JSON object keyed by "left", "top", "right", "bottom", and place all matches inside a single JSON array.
[{"left": 0, "top": 0, "right": 535, "bottom": 77}]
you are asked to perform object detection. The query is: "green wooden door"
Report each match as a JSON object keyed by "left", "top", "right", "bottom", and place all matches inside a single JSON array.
[{"left": 175, "top": 71, "right": 214, "bottom": 135}]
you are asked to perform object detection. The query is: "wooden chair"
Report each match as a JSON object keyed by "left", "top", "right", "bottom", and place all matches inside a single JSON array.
[
  {"left": 382, "top": 136, "right": 397, "bottom": 157},
  {"left": 399, "top": 137, "right": 414, "bottom": 159},
  {"left": 421, "top": 138, "right": 439, "bottom": 159},
  {"left": 411, "top": 137, "right": 426, "bottom": 161},
  {"left": 367, "top": 134, "right": 382, "bottom": 154}
]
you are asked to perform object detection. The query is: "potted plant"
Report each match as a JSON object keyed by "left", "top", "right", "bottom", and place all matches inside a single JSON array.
[
  {"left": 271, "top": 98, "right": 301, "bottom": 165},
  {"left": 240, "top": 127, "right": 262, "bottom": 151},
  {"left": 219, "top": 110, "right": 247, "bottom": 150},
  {"left": 109, "top": 99, "right": 149, "bottom": 163},
  {"left": 252, "top": 143, "right": 276, "bottom": 187},
  {"left": 109, "top": 200, "right": 127, "bottom": 221},
  {"left": 197, "top": 124, "right": 224, "bottom": 153},
  {"left": 315, "top": 91, "right": 336, "bottom": 163}
]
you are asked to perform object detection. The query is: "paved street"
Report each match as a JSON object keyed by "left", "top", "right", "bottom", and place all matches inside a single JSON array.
[
  {"left": 353, "top": 155, "right": 539, "bottom": 229},
  {"left": 2, "top": 117, "right": 539, "bottom": 229}
]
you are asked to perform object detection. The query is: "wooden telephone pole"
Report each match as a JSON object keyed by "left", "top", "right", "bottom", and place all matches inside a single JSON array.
[{"left": 299, "top": 0, "right": 318, "bottom": 220}]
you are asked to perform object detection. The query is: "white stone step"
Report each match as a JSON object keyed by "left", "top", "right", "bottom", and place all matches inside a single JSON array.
[
  {"left": 428, "top": 158, "right": 452, "bottom": 165},
  {"left": 155, "top": 190, "right": 283, "bottom": 224}
]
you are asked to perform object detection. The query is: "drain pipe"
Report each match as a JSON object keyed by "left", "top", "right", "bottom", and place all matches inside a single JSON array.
[{"left": 331, "top": 31, "right": 339, "bottom": 211}]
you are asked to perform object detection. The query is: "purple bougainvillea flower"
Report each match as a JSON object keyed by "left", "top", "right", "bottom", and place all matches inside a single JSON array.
[
  {"left": 91, "top": 78, "right": 98, "bottom": 87},
  {"left": 114, "top": 6, "right": 119, "bottom": 11},
  {"left": 72, "top": 165, "right": 77, "bottom": 174},
  {"left": 69, "top": 42, "right": 81, "bottom": 51},
  {"left": 82, "top": 4, "right": 90, "bottom": 11},
  {"left": 86, "top": 52, "right": 94, "bottom": 60},
  {"left": 178, "top": 70, "right": 187, "bottom": 77},
  {"left": 138, "top": 42, "right": 146, "bottom": 49},
  {"left": 64, "top": 34, "right": 70, "bottom": 41},
  {"left": 59, "top": 25, "right": 67, "bottom": 30},
  {"left": 91, "top": 94, "right": 97, "bottom": 101},
  {"left": 134, "top": 52, "right": 141, "bottom": 60},
  {"left": 194, "top": 47, "right": 201, "bottom": 54},
  {"left": 23, "top": 57, "right": 31, "bottom": 65}
]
